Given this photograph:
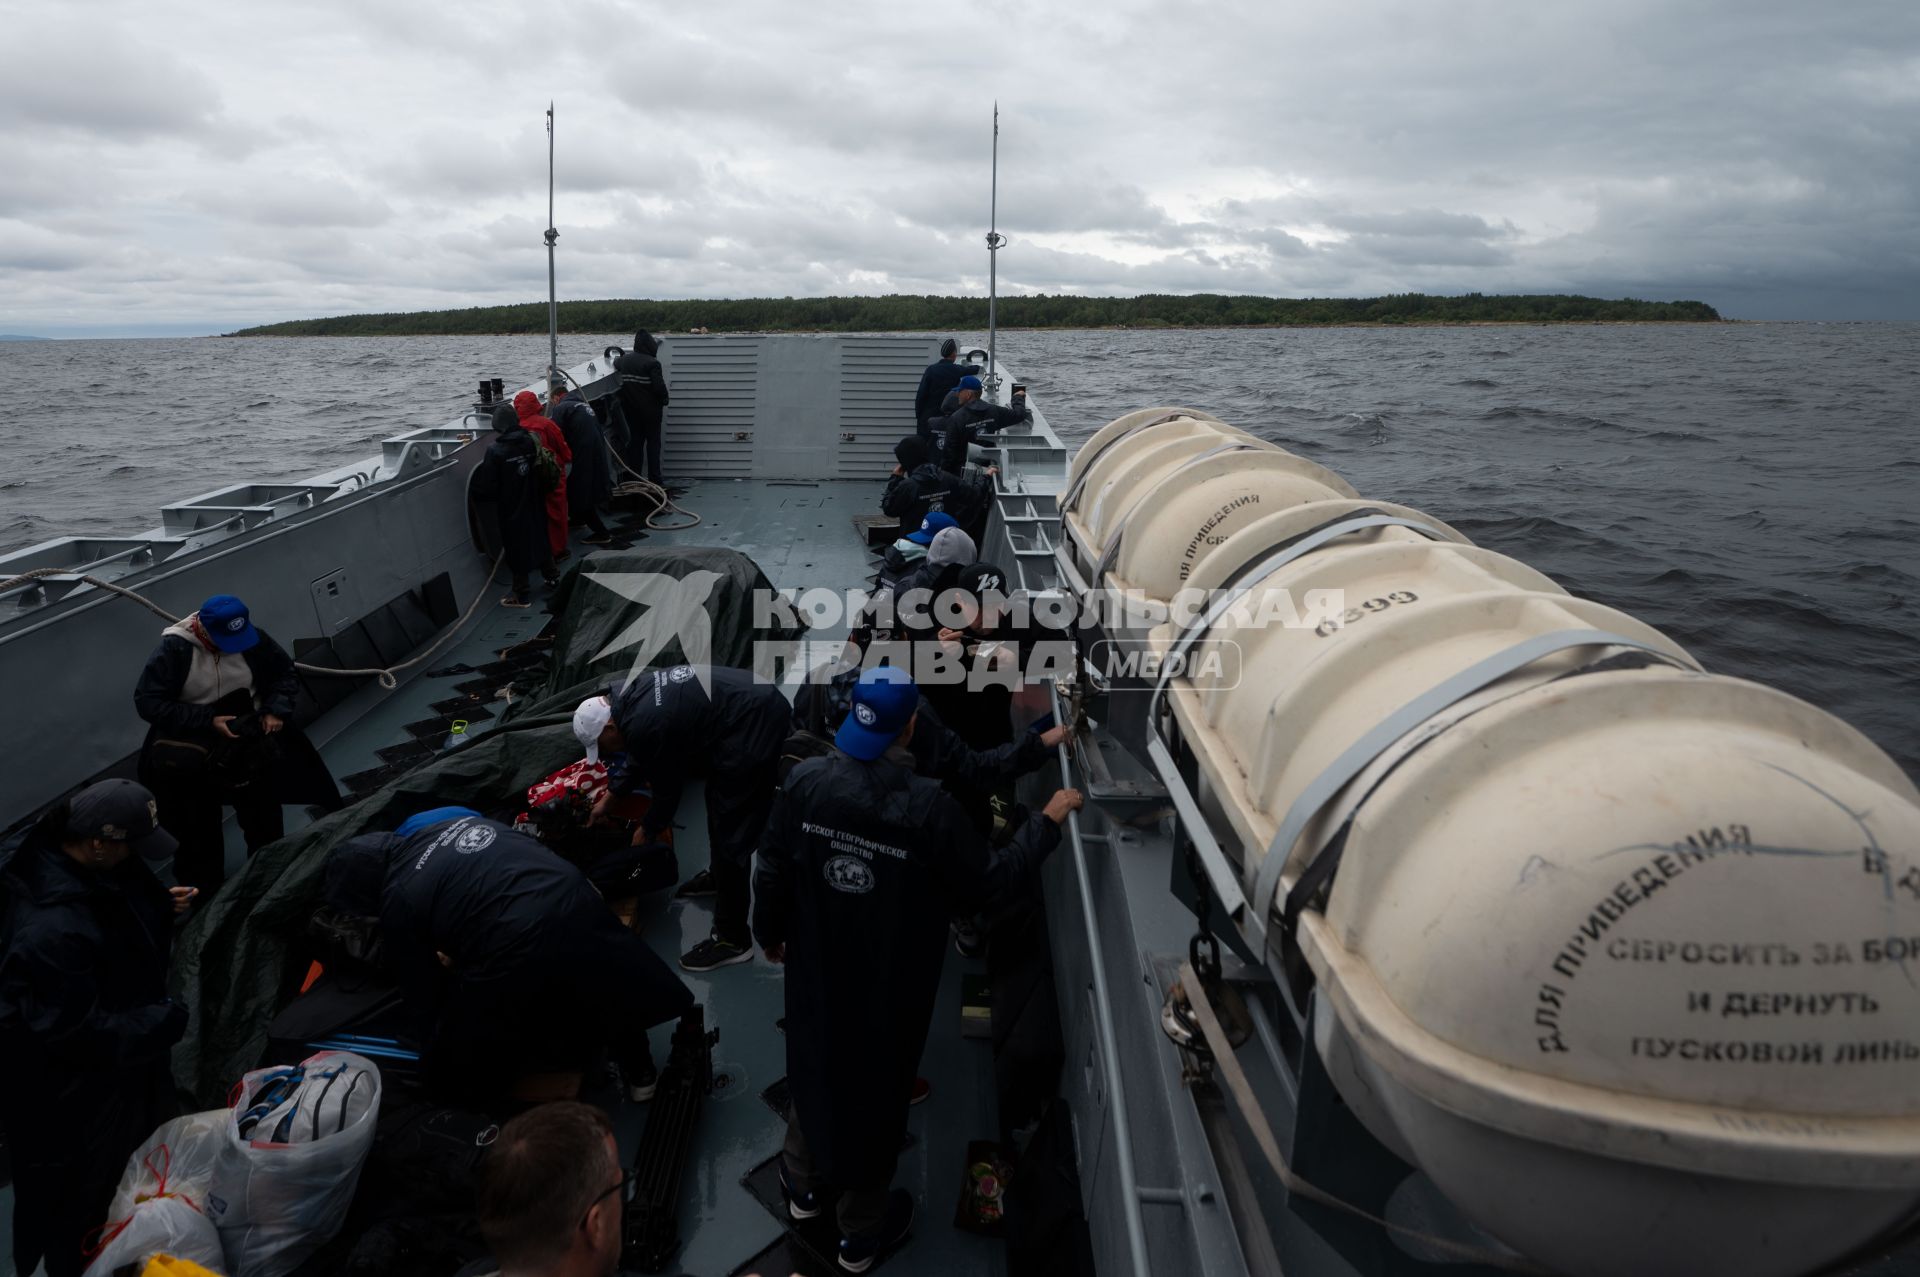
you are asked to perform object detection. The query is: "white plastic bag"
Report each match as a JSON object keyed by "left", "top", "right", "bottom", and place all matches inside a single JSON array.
[
  {"left": 107, "top": 1111, "right": 231, "bottom": 1225},
  {"left": 85, "top": 1193, "right": 227, "bottom": 1274},
  {"left": 207, "top": 1050, "right": 382, "bottom": 1277}
]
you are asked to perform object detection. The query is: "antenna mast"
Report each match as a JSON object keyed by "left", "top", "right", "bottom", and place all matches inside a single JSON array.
[
  {"left": 544, "top": 103, "right": 560, "bottom": 387},
  {"left": 986, "top": 103, "right": 1003, "bottom": 392}
]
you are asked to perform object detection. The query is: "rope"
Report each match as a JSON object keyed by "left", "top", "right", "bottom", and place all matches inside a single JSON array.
[
  {"left": 548, "top": 367, "right": 700, "bottom": 531},
  {"left": 1, "top": 555, "right": 503, "bottom": 691}
]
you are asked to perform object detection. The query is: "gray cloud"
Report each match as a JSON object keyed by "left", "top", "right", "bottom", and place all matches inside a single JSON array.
[{"left": 1, "top": 0, "right": 1916, "bottom": 334}]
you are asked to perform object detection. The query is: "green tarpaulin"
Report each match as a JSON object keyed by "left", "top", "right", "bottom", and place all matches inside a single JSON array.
[{"left": 170, "top": 547, "right": 805, "bottom": 1104}]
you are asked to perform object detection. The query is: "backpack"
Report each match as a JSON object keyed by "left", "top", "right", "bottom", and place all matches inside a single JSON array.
[{"left": 530, "top": 440, "right": 562, "bottom": 493}]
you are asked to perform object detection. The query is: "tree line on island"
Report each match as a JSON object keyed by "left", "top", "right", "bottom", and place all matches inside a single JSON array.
[{"left": 228, "top": 292, "right": 1721, "bottom": 336}]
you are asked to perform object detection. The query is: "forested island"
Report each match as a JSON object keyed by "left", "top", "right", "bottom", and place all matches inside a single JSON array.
[{"left": 228, "top": 292, "right": 1720, "bottom": 337}]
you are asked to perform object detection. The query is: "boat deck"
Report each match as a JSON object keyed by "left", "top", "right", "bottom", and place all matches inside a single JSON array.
[{"left": 281, "top": 479, "right": 999, "bottom": 1276}]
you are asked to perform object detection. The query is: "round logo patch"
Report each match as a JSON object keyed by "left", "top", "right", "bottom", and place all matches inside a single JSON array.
[
  {"left": 454, "top": 823, "right": 497, "bottom": 854},
  {"left": 823, "top": 855, "right": 875, "bottom": 894},
  {"left": 226, "top": 616, "right": 247, "bottom": 633},
  {"left": 669, "top": 665, "right": 696, "bottom": 683},
  {"left": 853, "top": 702, "right": 878, "bottom": 727}
]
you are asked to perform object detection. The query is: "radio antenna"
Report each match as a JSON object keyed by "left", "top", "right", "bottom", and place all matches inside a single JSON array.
[
  {"left": 986, "top": 102, "right": 1003, "bottom": 392},
  {"left": 544, "top": 103, "right": 560, "bottom": 388}
]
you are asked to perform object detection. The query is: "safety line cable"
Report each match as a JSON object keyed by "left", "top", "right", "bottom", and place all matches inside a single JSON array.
[{"left": 0, "top": 555, "right": 503, "bottom": 691}]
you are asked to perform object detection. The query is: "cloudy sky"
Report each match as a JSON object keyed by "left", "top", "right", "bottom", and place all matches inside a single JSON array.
[{"left": 3, "top": 0, "right": 1915, "bottom": 335}]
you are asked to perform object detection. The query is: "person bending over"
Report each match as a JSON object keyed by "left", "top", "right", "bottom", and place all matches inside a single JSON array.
[
  {"left": 318, "top": 810, "right": 692, "bottom": 1108},
  {"left": 577, "top": 664, "right": 791, "bottom": 973}
]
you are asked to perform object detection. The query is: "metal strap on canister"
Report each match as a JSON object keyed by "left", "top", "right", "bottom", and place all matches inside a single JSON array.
[
  {"left": 1090, "top": 441, "right": 1274, "bottom": 581},
  {"left": 1144, "top": 510, "right": 1457, "bottom": 731},
  {"left": 1059, "top": 410, "right": 1196, "bottom": 515},
  {"left": 1255, "top": 628, "right": 1699, "bottom": 945}
]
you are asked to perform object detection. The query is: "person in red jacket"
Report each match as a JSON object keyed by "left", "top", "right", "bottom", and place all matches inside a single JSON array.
[{"left": 514, "top": 390, "right": 573, "bottom": 561}]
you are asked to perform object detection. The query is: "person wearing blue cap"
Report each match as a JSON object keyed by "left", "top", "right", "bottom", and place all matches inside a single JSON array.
[
  {"left": 874, "top": 509, "right": 959, "bottom": 591},
  {"left": 133, "top": 595, "right": 341, "bottom": 899},
  {"left": 912, "top": 338, "right": 980, "bottom": 435},
  {"left": 0, "top": 779, "right": 193, "bottom": 1277},
  {"left": 753, "top": 666, "right": 1082, "bottom": 1272},
  {"left": 931, "top": 375, "right": 1031, "bottom": 475}
]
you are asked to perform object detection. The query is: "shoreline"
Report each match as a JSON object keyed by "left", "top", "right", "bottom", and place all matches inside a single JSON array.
[{"left": 217, "top": 318, "right": 1734, "bottom": 339}]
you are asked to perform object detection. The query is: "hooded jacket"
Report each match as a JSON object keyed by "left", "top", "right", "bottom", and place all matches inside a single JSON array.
[
  {"left": 913, "top": 357, "right": 981, "bottom": 431},
  {"left": 514, "top": 391, "right": 571, "bottom": 553},
  {"left": 469, "top": 410, "right": 549, "bottom": 577},
  {"left": 613, "top": 332, "right": 669, "bottom": 431},
  {"left": 899, "top": 460, "right": 991, "bottom": 529},
  {"left": 752, "top": 749, "right": 1059, "bottom": 1185},
  {"left": 0, "top": 807, "right": 183, "bottom": 1197},
  {"left": 549, "top": 392, "right": 616, "bottom": 515}
]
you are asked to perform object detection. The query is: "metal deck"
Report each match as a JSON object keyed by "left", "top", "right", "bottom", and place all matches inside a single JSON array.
[{"left": 293, "top": 479, "right": 1003, "bottom": 1277}]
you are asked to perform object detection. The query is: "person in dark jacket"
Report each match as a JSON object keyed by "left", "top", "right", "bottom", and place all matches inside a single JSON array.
[
  {"left": 546, "top": 375, "right": 616, "bottom": 544},
  {"left": 133, "top": 594, "right": 341, "bottom": 897},
  {"left": 471, "top": 404, "right": 560, "bottom": 606},
  {"left": 752, "top": 668, "right": 1082, "bottom": 1271},
  {"left": 613, "top": 330, "right": 669, "bottom": 484},
  {"left": 912, "top": 339, "right": 980, "bottom": 433},
  {"left": 933, "top": 376, "right": 1031, "bottom": 473},
  {"left": 873, "top": 510, "right": 958, "bottom": 592},
  {"left": 0, "top": 780, "right": 192, "bottom": 1277},
  {"left": 791, "top": 647, "right": 1068, "bottom": 794},
  {"left": 902, "top": 453, "right": 997, "bottom": 538},
  {"left": 881, "top": 436, "right": 934, "bottom": 537},
  {"left": 318, "top": 811, "right": 693, "bottom": 1108},
  {"left": 577, "top": 664, "right": 791, "bottom": 973}
]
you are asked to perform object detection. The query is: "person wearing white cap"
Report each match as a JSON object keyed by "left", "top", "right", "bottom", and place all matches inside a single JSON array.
[
  {"left": 575, "top": 664, "right": 791, "bottom": 973},
  {"left": 0, "top": 779, "right": 194, "bottom": 1277}
]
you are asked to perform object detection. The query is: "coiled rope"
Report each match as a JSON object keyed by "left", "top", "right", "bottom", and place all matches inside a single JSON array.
[
  {"left": 549, "top": 366, "right": 701, "bottom": 531},
  {"left": 0, "top": 554, "right": 502, "bottom": 690}
]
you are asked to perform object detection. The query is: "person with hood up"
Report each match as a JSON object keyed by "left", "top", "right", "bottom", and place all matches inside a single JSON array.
[
  {"left": 0, "top": 780, "right": 193, "bottom": 1277},
  {"left": 577, "top": 664, "right": 792, "bottom": 973},
  {"left": 885, "top": 436, "right": 996, "bottom": 539},
  {"left": 512, "top": 390, "right": 572, "bottom": 561},
  {"left": 912, "top": 338, "right": 980, "bottom": 433},
  {"left": 471, "top": 403, "right": 561, "bottom": 607},
  {"left": 317, "top": 809, "right": 693, "bottom": 1108},
  {"left": 932, "top": 375, "right": 1030, "bottom": 474},
  {"left": 613, "top": 330, "right": 669, "bottom": 484},
  {"left": 752, "top": 667, "right": 1082, "bottom": 1273},
  {"left": 133, "top": 594, "right": 341, "bottom": 897},
  {"left": 546, "top": 375, "right": 617, "bottom": 546}
]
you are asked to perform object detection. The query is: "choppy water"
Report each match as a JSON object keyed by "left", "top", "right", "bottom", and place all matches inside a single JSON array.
[{"left": 1, "top": 325, "right": 1915, "bottom": 776}]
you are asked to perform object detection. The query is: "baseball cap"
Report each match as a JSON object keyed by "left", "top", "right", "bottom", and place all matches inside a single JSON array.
[
  {"left": 835, "top": 666, "right": 921, "bottom": 761},
  {"left": 957, "top": 375, "right": 983, "bottom": 392},
  {"left": 66, "top": 779, "right": 177, "bottom": 861},
  {"left": 573, "top": 695, "right": 614, "bottom": 764},
  {"left": 906, "top": 511, "right": 959, "bottom": 546},
  {"left": 198, "top": 595, "right": 259, "bottom": 654}
]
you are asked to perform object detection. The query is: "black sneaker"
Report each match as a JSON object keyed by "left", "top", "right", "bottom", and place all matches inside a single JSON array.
[
  {"left": 839, "top": 1190, "right": 914, "bottom": 1273},
  {"left": 674, "top": 868, "right": 717, "bottom": 898},
  {"left": 952, "top": 919, "right": 984, "bottom": 959},
  {"left": 680, "top": 935, "right": 753, "bottom": 972},
  {"left": 777, "top": 1158, "right": 820, "bottom": 1221},
  {"left": 580, "top": 532, "right": 614, "bottom": 546},
  {"left": 624, "top": 1055, "right": 658, "bottom": 1102}
]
